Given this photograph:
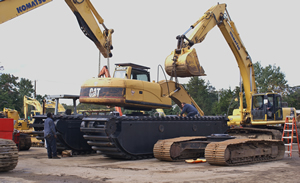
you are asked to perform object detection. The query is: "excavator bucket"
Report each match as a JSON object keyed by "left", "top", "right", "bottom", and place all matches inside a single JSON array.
[{"left": 165, "top": 48, "right": 206, "bottom": 77}]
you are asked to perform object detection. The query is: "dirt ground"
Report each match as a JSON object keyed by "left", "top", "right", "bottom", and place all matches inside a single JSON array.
[{"left": 1, "top": 147, "right": 300, "bottom": 183}]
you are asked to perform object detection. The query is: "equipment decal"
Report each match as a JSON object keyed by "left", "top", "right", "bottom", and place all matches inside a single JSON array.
[
  {"left": 89, "top": 88, "right": 101, "bottom": 97},
  {"left": 230, "top": 31, "right": 240, "bottom": 50},
  {"left": 16, "top": 0, "right": 48, "bottom": 14},
  {"left": 80, "top": 87, "right": 125, "bottom": 99}
]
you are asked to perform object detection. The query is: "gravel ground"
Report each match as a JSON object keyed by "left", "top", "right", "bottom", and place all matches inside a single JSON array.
[{"left": 1, "top": 147, "right": 300, "bottom": 183}]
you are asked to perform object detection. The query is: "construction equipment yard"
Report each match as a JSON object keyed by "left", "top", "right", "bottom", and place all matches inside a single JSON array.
[
  {"left": 0, "top": 147, "right": 299, "bottom": 183},
  {"left": 1, "top": 1, "right": 300, "bottom": 182}
]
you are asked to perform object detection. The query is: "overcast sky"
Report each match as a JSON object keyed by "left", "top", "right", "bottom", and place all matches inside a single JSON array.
[{"left": 1, "top": 0, "right": 299, "bottom": 104}]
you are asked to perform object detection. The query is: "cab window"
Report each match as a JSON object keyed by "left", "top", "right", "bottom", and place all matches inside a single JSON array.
[
  {"left": 275, "top": 95, "right": 282, "bottom": 108},
  {"left": 131, "top": 69, "right": 149, "bottom": 81},
  {"left": 113, "top": 70, "right": 127, "bottom": 79},
  {"left": 253, "top": 95, "right": 263, "bottom": 109}
]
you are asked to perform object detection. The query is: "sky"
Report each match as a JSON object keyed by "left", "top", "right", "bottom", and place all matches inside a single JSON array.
[{"left": 1, "top": 0, "right": 299, "bottom": 104}]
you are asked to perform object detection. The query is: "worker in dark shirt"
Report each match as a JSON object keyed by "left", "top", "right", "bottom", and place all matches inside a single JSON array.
[
  {"left": 44, "top": 112, "right": 60, "bottom": 159},
  {"left": 180, "top": 102, "right": 199, "bottom": 117}
]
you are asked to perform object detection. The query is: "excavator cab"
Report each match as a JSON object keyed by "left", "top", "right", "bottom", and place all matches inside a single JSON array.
[
  {"left": 113, "top": 63, "right": 150, "bottom": 81},
  {"left": 251, "top": 93, "right": 283, "bottom": 121}
]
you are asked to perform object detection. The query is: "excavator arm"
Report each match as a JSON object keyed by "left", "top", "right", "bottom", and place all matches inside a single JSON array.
[
  {"left": 45, "top": 101, "right": 66, "bottom": 113},
  {"left": 1, "top": 0, "right": 113, "bottom": 58},
  {"left": 23, "top": 96, "right": 43, "bottom": 119},
  {"left": 164, "top": 4, "right": 227, "bottom": 77},
  {"left": 165, "top": 3, "right": 256, "bottom": 122},
  {"left": 159, "top": 80, "right": 204, "bottom": 116},
  {"left": 65, "top": 0, "right": 114, "bottom": 58}
]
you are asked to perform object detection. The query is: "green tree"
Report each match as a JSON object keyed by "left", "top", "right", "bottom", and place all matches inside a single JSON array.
[
  {"left": 185, "top": 77, "right": 217, "bottom": 115},
  {"left": 0, "top": 74, "right": 34, "bottom": 112},
  {"left": 18, "top": 78, "right": 34, "bottom": 98},
  {"left": 163, "top": 101, "right": 181, "bottom": 115},
  {"left": 0, "top": 74, "right": 20, "bottom": 110},
  {"left": 36, "top": 94, "right": 47, "bottom": 104},
  {"left": 212, "top": 87, "right": 240, "bottom": 116},
  {"left": 283, "top": 86, "right": 300, "bottom": 109},
  {"left": 254, "top": 62, "right": 288, "bottom": 93}
]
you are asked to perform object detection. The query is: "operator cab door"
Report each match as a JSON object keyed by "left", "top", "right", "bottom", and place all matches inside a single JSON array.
[
  {"left": 252, "top": 95, "right": 265, "bottom": 120},
  {"left": 266, "top": 94, "right": 283, "bottom": 120},
  {"left": 272, "top": 94, "right": 283, "bottom": 120}
]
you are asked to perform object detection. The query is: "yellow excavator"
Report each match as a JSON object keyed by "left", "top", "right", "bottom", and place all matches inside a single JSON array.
[
  {"left": 164, "top": 3, "right": 296, "bottom": 130},
  {"left": 1, "top": 108, "right": 32, "bottom": 150},
  {"left": 154, "top": 3, "right": 294, "bottom": 164},
  {"left": 44, "top": 100, "right": 66, "bottom": 114},
  {"left": 6, "top": 96, "right": 66, "bottom": 148},
  {"left": 23, "top": 96, "right": 44, "bottom": 120},
  {"left": 80, "top": 62, "right": 204, "bottom": 115},
  {"left": 1, "top": 1, "right": 287, "bottom": 164}
]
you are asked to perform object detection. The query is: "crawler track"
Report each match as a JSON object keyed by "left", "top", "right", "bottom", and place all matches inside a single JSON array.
[
  {"left": 205, "top": 139, "right": 285, "bottom": 166},
  {"left": 153, "top": 136, "right": 208, "bottom": 161},
  {"left": 81, "top": 115, "right": 228, "bottom": 160},
  {"left": 0, "top": 139, "right": 18, "bottom": 172},
  {"left": 153, "top": 136, "right": 284, "bottom": 166},
  {"left": 32, "top": 114, "right": 94, "bottom": 154},
  {"left": 227, "top": 127, "right": 282, "bottom": 140}
]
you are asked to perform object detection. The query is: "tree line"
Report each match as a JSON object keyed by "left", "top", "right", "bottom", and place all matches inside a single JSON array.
[
  {"left": 178, "top": 62, "right": 299, "bottom": 116},
  {"left": 0, "top": 61, "right": 299, "bottom": 116}
]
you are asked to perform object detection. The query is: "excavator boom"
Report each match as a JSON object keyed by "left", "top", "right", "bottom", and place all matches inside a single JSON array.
[
  {"left": 1, "top": 0, "right": 113, "bottom": 58},
  {"left": 23, "top": 96, "right": 43, "bottom": 119},
  {"left": 45, "top": 101, "right": 66, "bottom": 113},
  {"left": 165, "top": 3, "right": 258, "bottom": 124},
  {"left": 0, "top": 0, "right": 52, "bottom": 24},
  {"left": 65, "top": 0, "right": 114, "bottom": 58}
]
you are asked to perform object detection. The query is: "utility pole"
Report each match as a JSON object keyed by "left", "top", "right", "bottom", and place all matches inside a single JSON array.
[
  {"left": 34, "top": 80, "right": 37, "bottom": 99},
  {"left": 98, "top": 51, "right": 101, "bottom": 76}
]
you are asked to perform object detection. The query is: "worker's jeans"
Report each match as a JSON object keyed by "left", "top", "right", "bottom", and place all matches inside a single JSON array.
[
  {"left": 45, "top": 134, "right": 57, "bottom": 158},
  {"left": 187, "top": 111, "right": 198, "bottom": 117}
]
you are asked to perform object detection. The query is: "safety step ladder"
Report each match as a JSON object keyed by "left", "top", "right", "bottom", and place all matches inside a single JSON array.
[{"left": 281, "top": 116, "right": 300, "bottom": 157}]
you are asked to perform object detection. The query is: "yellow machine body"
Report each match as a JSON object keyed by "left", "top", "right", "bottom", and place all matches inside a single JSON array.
[
  {"left": 164, "top": 3, "right": 297, "bottom": 126},
  {"left": 80, "top": 63, "right": 204, "bottom": 114},
  {"left": 1, "top": 108, "right": 30, "bottom": 131},
  {"left": 80, "top": 77, "right": 172, "bottom": 110},
  {"left": 0, "top": 0, "right": 52, "bottom": 24}
]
